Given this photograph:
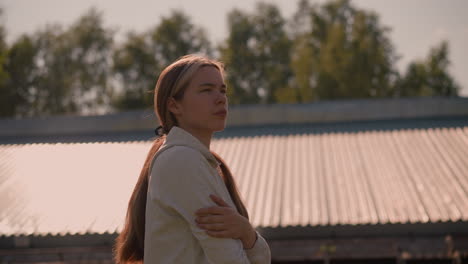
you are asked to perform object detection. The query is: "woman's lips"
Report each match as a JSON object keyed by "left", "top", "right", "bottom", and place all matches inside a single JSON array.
[{"left": 214, "top": 110, "right": 227, "bottom": 117}]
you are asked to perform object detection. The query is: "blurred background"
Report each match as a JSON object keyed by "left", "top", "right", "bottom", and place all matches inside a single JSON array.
[
  {"left": 1, "top": 1, "right": 468, "bottom": 264},
  {"left": 0, "top": 0, "right": 466, "bottom": 118}
]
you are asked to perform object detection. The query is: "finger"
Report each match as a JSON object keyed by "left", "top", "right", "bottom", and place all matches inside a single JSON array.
[
  {"left": 195, "top": 206, "right": 227, "bottom": 216},
  {"left": 209, "top": 194, "right": 230, "bottom": 207},
  {"left": 197, "top": 223, "right": 225, "bottom": 232},
  {"left": 195, "top": 215, "right": 224, "bottom": 224},
  {"left": 195, "top": 206, "right": 225, "bottom": 215},
  {"left": 206, "top": 230, "right": 231, "bottom": 238}
]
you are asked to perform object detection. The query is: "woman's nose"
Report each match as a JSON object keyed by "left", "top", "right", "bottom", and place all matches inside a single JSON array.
[{"left": 216, "top": 91, "right": 227, "bottom": 104}]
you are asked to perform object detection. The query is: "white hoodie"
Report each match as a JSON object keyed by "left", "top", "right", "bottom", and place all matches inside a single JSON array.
[{"left": 144, "top": 126, "right": 271, "bottom": 263}]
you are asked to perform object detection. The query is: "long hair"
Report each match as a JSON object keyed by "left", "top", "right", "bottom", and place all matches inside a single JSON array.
[{"left": 114, "top": 54, "right": 249, "bottom": 263}]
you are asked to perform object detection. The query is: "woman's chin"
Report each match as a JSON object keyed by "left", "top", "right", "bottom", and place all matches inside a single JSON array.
[{"left": 212, "top": 122, "right": 227, "bottom": 132}]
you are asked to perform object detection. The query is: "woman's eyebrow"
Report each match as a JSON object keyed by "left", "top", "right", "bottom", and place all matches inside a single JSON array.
[{"left": 198, "top": 83, "right": 227, "bottom": 88}]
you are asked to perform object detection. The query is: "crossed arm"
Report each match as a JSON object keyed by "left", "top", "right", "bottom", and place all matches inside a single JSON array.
[
  {"left": 195, "top": 194, "right": 258, "bottom": 249},
  {"left": 151, "top": 147, "right": 271, "bottom": 263}
]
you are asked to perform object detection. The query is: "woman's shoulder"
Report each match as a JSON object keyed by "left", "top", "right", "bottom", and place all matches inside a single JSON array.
[
  {"left": 152, "top": 145, "right": 205, "bottom": 172},
  {"left": 150, "top": 145, "right": 214, "bottom": 188},
  {"left": 159, "top": 145, "right": 203, "bottom": 160}
]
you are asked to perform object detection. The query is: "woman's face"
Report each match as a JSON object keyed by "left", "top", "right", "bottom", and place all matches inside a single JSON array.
[{"left": 170, "top": 66, "right": 228, "bottom": 135}]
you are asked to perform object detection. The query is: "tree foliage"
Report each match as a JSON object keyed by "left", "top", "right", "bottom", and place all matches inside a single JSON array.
[
  {"left": 220, "top": 3, "right": 291, "bottom": 104},
  {"left": 33, "top": 8, "right": 113, "bottom": 116},
  {"left": 397, "top": 41, "right": 459, "bottom": 96},
  {"left": 2, "top": 35, "right": 37, "bottom": 117},
  {"left": 286, "top": 0, "right": 398, "bottom": 102},
  {"left": 112, "top": 10, "right": 211, "bottom": 110},
  {"left": 2, "top": 8, "right": 113, "bottom": 117},
  {"left": 112, "top": 32, "right": 157, "bottom": 109},
  {"left": 0, "top": 9, "right": 12, "bottom": 117},
  {"left": 0, "top": 2, "right": 462, "bottom": 118}
]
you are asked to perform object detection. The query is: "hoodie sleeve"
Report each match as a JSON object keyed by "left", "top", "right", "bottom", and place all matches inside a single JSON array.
[
  {"left": 150, "top": 146, "right": 271, "bottom": 264},
  {"left": 245, "top": 232, "right": 271, "bottom": 263}
]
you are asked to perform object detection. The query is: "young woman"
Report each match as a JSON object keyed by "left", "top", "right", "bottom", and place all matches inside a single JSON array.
[{"left": 115, "top": 54, "right": 271, "bottom": 263}]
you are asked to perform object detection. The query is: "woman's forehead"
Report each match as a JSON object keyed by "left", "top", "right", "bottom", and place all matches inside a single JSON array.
[{"left": 192, "top": 66, "right": 224, "bottom": 84}]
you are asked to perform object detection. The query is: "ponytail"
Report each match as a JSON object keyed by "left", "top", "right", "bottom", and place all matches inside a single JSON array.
[
  {"left": 114, "top": 137, "right": 165, "bottom": 263},
  {"left": 212, "top": 152, "right": 249, "bottom": 219}
]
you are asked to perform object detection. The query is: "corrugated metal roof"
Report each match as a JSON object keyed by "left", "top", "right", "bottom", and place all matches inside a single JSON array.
[
  {"left": 0, "top": 119, "right": 467, "bottom": 236},
  {"left": 0, "top": 142, "right": 149, "bottom": 236}
]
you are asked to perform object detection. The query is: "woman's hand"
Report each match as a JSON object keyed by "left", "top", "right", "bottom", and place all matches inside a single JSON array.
[{"left": 195, "top": 195, "right": 257, "bottom": 249}]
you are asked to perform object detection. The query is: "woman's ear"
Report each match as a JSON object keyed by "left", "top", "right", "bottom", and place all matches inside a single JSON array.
[{"left": 167, "top": 97, "right": 181, "bottom": 116}]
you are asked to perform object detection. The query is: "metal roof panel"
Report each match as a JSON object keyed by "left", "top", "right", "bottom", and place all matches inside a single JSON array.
[{"left": 1, "top": 119, "right": 467, "bottom": 236}]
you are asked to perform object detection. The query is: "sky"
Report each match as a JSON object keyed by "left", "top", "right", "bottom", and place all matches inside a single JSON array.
[{"left": 2, "top": 0, "right": 467, "bottom": 96}]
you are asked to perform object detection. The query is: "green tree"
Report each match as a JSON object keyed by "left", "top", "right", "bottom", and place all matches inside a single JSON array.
[
  {"left": 32, "top": 24, "right": 75, "bottom": 116},
  {"left": 6, "top": 8, "right": 113, "bottom": 117},
  {"left": 219, "top": 9, "right": 256, "bottom": 104},
  {"left": 150, "top": 10, "right": 212, "bottom": 66},
  {"left": 0, "top": 15, "right": 10, "bottom": 117},
  {"left": 65, "top": 8, "right": 114, "bottom": 113},
  {"left": 288, "top": 0, "right": 398, "bottom": 101},
  {"left": 425, "top": 41, "right": 459, "bottom": 96},
  {"left": 2, "top": 35, "right": 37, "bottom": 117},
  {"left": 287, "top": 0, "right": 315, "bottom": 103},
  {"left": 397, "top": 41, "right": 459, "bottom": 96},
  {"left": 112, "top": 32, "right": 156, "bottom": 109},
  {"left": 112, "top": 10, "right": 211, "bottom": 110},
  {"left": 397, "top": 62, "right": 426, "bottom": 96},
  {"left": 0, "top": 14, "right": 7, "bottom": 86},
  {"left": 220, "top": 2, "right": 292, "bottom": 104}
]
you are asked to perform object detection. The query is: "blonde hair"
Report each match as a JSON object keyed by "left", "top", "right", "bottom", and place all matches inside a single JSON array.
[{"left": 154, "top": 54, "right": 224, "bottom": 134}]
